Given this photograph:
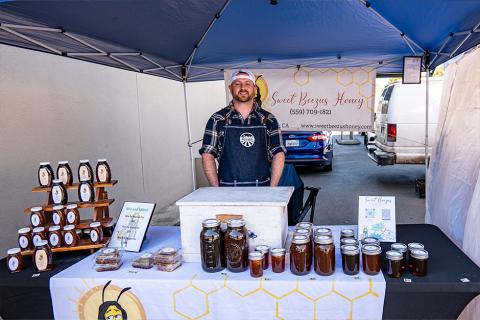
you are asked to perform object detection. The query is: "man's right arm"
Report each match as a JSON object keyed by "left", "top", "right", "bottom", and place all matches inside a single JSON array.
[{"left": 201, "top": 153, "right": 219, "bottom": 187}]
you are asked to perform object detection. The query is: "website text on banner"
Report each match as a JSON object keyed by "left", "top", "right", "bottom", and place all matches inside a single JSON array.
[{"left": 225, "top": 68, "right": 375, "bottom": 131}]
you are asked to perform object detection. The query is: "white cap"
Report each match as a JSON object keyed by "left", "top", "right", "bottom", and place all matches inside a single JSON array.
[
  {"left": 31, "top": 207, "right": 43, "bottom": 212},
  {"left": 18, "top": 227, "right": 31, "bottom": 234},
  {"left": 63, "top": 225, "right": 75, "bottom": 231},
  {"left": 97, "top": 159, "right": 107, "bottom": 162},
  {"left": 230, "top": 70, "right": 255, "bottom": 85},
  {"left": 53, "top": 205, "right": 64, "bottom": 210},
  {"left": 90, "top": 222, "right": 101, "bottom": 228},
  {"left": 8, "top": 248, "right": 21, "bottom": 255},
  {"left": 49, "top": 225, "right": 61, "bottom": 231},
  {"left": 79, "top": 160, "right": 90, "bottom": 163},
  {"left": 66, "top": 204, "right": 78, "bottom": 209},
  {"left": 33, "top": 227, "right": 45, "bottom": 232},
  {"left": 58, "top": 160, "right": 69, "bottom": 164},
  {"left": 39, "top": 162, "right": 50, "bottom": 166}
]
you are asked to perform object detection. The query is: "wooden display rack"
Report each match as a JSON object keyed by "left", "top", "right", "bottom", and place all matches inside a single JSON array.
[{"left": 22, "top": 180, "right": 118, "bottom": 256}]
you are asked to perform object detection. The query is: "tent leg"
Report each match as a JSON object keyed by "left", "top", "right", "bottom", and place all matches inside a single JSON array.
[
  {"left": 336, "top": 131, "right": 360, "bottom": 145},
  {"left": 183, "top": 81, "right": 196, "bottom": 191}
]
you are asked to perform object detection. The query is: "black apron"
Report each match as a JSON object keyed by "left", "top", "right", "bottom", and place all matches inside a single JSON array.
[{"left": 218, "top": 115, "right": 270, "bottom": 187}]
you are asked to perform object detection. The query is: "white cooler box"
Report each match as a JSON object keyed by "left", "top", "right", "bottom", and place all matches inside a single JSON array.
[{"left": 176, "top": 187, "right": 294, "bottom": 262}]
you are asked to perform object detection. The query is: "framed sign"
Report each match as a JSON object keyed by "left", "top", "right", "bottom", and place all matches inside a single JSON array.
[
  {"left": 109, "top": 202, "right": 156, "bottom": 252},
  {"left": 358, "top": 196, "right": 396, "bottom": 242},
  {"left": 402, "top": 56, "right": 422, "bottom": 84}
]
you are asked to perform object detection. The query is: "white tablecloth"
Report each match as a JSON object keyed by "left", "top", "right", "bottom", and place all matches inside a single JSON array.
[{"left": 50, "top": 226, "right": 385, "bottom": 320}]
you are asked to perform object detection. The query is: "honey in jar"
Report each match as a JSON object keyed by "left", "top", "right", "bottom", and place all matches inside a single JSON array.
[
  {"left": 290, "top": 235, "right": 311, "bottom": 276},
  {"left": 255, "top": 245, "right": 270, "bottom": 270},
  {"left": 200, "top": 219, "right": 223, "bottom": 273},
  {"left": 410, "top": 249, "right": 429, "bottom": 277},
  {"left": 249, "top": 251, "right": 264, "bottom": 278},
  {"left": 33, "top": 240, "right": 53, "bottom": 272},
  {"left": 391, "top": 243, "right": 408, "bottom": 271},
  {"left": 341, "top": 245, "right": 360, "bottom": 275},
  {"left": 362, "top": 244, "right": 382, "bottom": 275},
  {"left": 271, "top": 248, "right": 286, "bottom": 273},
  {"left": 386, "top": 250, "right": 403, "bottom": 278},
  {"left": 224, "top": 219, "right": 248, "bottom": 272},
  {"left": 314, "top": 235, "right": 335, "bottom": 276}
]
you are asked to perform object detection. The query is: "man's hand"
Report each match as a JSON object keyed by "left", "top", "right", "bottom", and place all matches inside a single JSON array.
[
  {"left": 201, "top": 153, "right": 219, "bottom": 187},
  {"left": 270, "top": 152, "right": 285, "bottom": 187}
]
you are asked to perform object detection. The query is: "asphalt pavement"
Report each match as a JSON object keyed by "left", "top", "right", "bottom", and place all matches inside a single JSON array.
[{"left": 296, "top": 134, "right": 426, "bottom": 226}]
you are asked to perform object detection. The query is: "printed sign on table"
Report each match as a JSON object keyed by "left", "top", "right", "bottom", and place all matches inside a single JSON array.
[
  {"left": 109, "top": 202, "right": 156, "bottom": 252},
  {"left": 358, "top": 196, "right": 396, "bottom": 242}
]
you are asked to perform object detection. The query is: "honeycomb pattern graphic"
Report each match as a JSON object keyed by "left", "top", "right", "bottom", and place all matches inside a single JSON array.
[{"left": 172, "top": 274, "right": 381, "bottom": 320}]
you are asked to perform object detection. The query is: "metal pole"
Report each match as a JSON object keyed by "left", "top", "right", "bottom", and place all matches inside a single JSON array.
[
  {"left": 183, "top": 81, "right": 196, "bottom": 191},
  {"left": 425, "top": 57, "right": 430, "bottom": 185}
]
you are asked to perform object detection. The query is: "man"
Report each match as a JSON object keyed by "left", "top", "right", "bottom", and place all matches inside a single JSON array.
[{"left": 199, "top": 70, "right": 285, "bottom": 187}]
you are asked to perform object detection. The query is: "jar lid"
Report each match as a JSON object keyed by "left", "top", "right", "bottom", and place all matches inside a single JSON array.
[
  {"left": 341, "top": 229, "right": 355, "bottom": 237},
  {"left": 7, "top": 248, "right": 21, "bottom": 255},
  {"left": 52, "top": 179, "right": 62, "bottom": 184},
  {"left": 66, "top": 204, "right": 78, "bottom": 209},
  {"left": 49, "top": 226, "right": 61, "bottom": 231},
  {"left": 39, "top": 162, "right": 50, "bottom": 166},
  {"left": 386, "top": 250, "right": 404, "bottom": 260},
  {"left": 292, "top": 235, "right": 309, "bottom": 244},
  {"left": 227, "top": 219, "right": 245, "bottom": 227},
  {"left": 408, "top": 242, "right": 424, "bottom": 250},
  {"left": 341, "top": 244, "right": 359, "bottom": 254},
  {"left": 341, "top": 238, "right": 358, "bottom": 245},
  {"left": 90, "top": 222, "right": 101, "bottom": 228},
  {"left": 202, "top": 219, "right": 220, "bottom": 228},
  {"left": 52, "top": 205, "right": 64, "bottom": 210},
  {"left": 248, "top": 251, "right": 264, "bottom": 260},
  {"left": 31, "top": 206, "right": 43, "bottom": 212},
  {"left": 271, "top": 248, "right": 286, "bottom": 256},
  {"left": 63, "top": 225, "right": 75, "bottom": 231},
  {"left": 18, "top": 227, "right": 31, "bottom": 234},
  {"left": 79, "top": 177, "right": 92, "bottom": 182},
  {"left": 391, "top": 243, "right": 407, "bottom": 252},
  {"left": 411, "top": 249, "right": 429, "bottom": 259},
  {"left": 33, "top": 227, "right": 45, "bottom": 232},
  {"left": 362, "top": 244, "right": 382, "bottom": 255},
  {"left": 58, "top": 160, "right": 69, "bottom": 164},
  {"left": 255, "top": 245, "right": 270, "bottom": 254},
  {"left": 97, "top": 158, "right": 107, "bottom": 162},
  {"left": 294, "top": 228, "right": 310, "bottom": 236},
  {"left": 314, "top": 227, "right": 332, "bottom": 235},
  {"left": 362, "top": 237, "right": 380, "bottom": 245},
  {"left": 314, "top": 235, "right": 333, "bottom": 244},
  {"left": 79, "top": 160, "right": 90, "bottom": 163},
  {"left": 36, "top": 240, "right": 48, "bottom": 247},
  {"left": 296, "top": 222, "right": 313, "bottom": 230}
]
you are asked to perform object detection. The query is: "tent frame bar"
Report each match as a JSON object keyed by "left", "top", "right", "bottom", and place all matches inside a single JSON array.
[
  {"left": 0, "top": 23, "right": 61, "bottom": 32},
  {"left": 0, "top": 25, "right": 62, "bottom": 54}
]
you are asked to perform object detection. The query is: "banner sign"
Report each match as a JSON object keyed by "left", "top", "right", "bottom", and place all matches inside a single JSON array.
[
  {"left": 225, "top": 68, "right": 375, "bottom": 131},
  {"left": 358, "top": 196, "right": 396, "bottom": 242}
]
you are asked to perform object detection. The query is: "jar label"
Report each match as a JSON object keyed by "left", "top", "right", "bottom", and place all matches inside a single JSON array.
[
  {"left": 227, "top": 243, "right": 243, "bottom": 265},
  {"left": 52, "top": 186, "right": 63, "bottom": 204},
  {"left": 65, "top": 233, "right": 73, "bottom": 245},
  {"left": 81, "top": 185, "right": 91, "bottom": 202},
  {"left": 33, "top": 235, "right": 42, "bottom": 247},
  {"left": 19, "top": 236, "right": 29, "bottom": 249},
  {"left": 67, "top": 211, "right": 76, "bottom": 224},
  {"left": 98, "top": 165, "right": 108, "bottom": 182},
  {"left": 79, "top": 166, "right": 91, "bottom": 180},
  {"left": 31, "top": 214, "right": 40, "bottom": 227},
  {"left": 35, "top": 249, "right": 48, "bottom": 271},
  {"left": 50, "top": 234, "right": 59, "bottom": 246},
  {"left": 53, "top": 213, "right": 60, "bottom": 225},
  {"left": 8, "top": 257, "right": 19, "bottom": 271},
  {"left": 39, "top": 168, "right": 49, "bottom": 186},
  {"left": 90, "top": 230, "right": 98, "bottom": 242},
  {"left": 58, "top": 168, "right": 68, "bottom": 185}
]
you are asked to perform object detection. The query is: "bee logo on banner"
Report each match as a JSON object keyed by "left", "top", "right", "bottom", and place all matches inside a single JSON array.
[{"left": 225, "top": 68, "right": 375, "bottom": 132}]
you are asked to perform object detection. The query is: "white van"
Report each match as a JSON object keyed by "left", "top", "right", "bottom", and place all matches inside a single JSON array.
[{"left": 368, "top": 78, "right": 443, "bottom": 165}]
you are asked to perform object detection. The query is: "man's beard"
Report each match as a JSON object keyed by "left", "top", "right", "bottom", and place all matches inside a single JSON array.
[{"left": 232, "top": 90, "right": 255, "bottom": 102}]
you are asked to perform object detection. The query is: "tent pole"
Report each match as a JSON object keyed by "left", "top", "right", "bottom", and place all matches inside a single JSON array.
[
  {"left": 425, "top": 54, "right": 430, "bottom": 195},
  {"left": 183, "top": 80, "right": 196, "bottom": 191}
]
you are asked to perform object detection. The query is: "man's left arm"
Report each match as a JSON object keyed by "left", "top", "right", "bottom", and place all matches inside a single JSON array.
[
  {"left": 266, "top": 115, "right": 286, "bottom": 186},
  {"left": 270, "top": 152, "right": 285, "bottom": 186}
]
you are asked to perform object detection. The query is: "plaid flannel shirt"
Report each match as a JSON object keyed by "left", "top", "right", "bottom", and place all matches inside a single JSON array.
[{"left": 199, "top": 102, "right": 286, "bottom": 160}]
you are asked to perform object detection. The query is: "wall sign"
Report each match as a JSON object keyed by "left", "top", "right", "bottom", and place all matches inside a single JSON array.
[{"left": 402, "top": 56, "right": 422, "bottom": 84}]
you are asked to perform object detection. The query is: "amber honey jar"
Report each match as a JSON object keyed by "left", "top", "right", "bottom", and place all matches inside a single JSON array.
[
  {"left": 78, "top": 178, "right": 95, "bottom": 202},
  {"left": 410, "top": 249, "right": 429, "bottom": 277},
  {"left": 314, "top": 235, "right": 335, "bottom": 276},
  {"left": 290, "top": 235, "right": 311, "bottom": 276},
  {"left": 65, "top": 204, "right": 80, "bottom": 225},
  {"left": 63, "top": 225, "right": 79, "bottom": 247},
  {"left": 249, "top": 251, "right": 264, "bottom": 278},
  {"left": 18, "top": 227, "right": 33, "bottom": 251},
  {"left": 200, "top": 219, "right": 223, "bottom": 273},
  {"left": 386, "top": 250, "right": 403, "bottom": 278},
  {"left": 78, "top": 160, "right": 94, "bottom": 183},
  {"left": 52, "top": 205, "right": 66, "bottom": 227},
  {"left": 7, "top": 248, "right": 23, "bottom": 273},
  {"left": 341, "top": 245, "right": 360, "bottom": 275},
  {"left": 51, "top": 179, "right": 68, "bottom": 205},
  {"left": 38, "top": 162, "right": 54, "bottom": 187},
  {"left": 89, "top": 221, "right": 104, "bottom": 244},
  {"left": 33, "top": 240, "right": 53, "bottom": 272},
  {"left": 362, "top": 244, "right": 382, "bottom": 275},
  {"left": 32, "top": 227, "right": 47, "bottom": 247},
  {"left": 255, "top": 245, "right": 270, "bottom": 270},
  {"left": 271, "top": 248, "right": 286, "bottom": 273},
  {"left": 96, "top": 159, "right": 111, "bottom": 183},
  {"left": 30, "top": 207, "right": 45, "bottom": 227},
  {"left": 57, "top": 161, "right": 73, "bottom": 186},
  {"left": 48, "top": 226, "right": 63, "bottom": 249},
  {"left": 225, "top": 219, "right": 248, "bottom": 272},
  {"left": 407, "top": 243, "right": 425, "bottom": 269},
  {"left": 391, "top": 243, "right": 408, "bottom": 271}
]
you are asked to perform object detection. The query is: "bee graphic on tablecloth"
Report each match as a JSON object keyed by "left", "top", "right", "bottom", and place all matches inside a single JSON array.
[{"left": 98, "top": 280, "right": 131, "bottom": 320}]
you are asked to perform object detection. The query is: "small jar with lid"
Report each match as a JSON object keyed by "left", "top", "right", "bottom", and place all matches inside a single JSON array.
[
  {"left": 293, "top": 229, "right": 313, "bottom": 267},
  {"left": 200, "top": 219, "right": 223, "bottom": 273},
  {"left": 225, "top": 219, "right": 249, "bottom": 272},
  {"left": 56, "top": 161, "right": 73, "bottom": 186},
  {"left": 314, "top": 227, "right": 332, "bottom": 237},
  {"left": 290, "top": 235, "right": 311, "bottom": 276},
  {"left": 7, "top": 248, "right": 23, "bottom": 273},
  {"left": 407, "top": 243, "right": 425, "bottom": 269},
  {"left": 32, "top": 227, "right": 47, "bottom": 247},
  {"left": 340, "top": 229, "right": 355, "bottom": 240},
  {"left": 78, "top": 160, "right": 94, "bottom": 183},
  {"left": 18, "top": 227, "right": 33, "bottom": 251},
  {"left": 89, "top": 222, "right": 104, "bottom": 244},
  {"left": 48, "top": 226, "right": 63, "bottom": 249},
  {"left": 255, "top": 245, "right": 270, "bottom": 270},
  {"left": 249, "top": 251, "right": 264, "bottom": 278},
  {"left": 341, "top": 238, "right": 358, "bottom": 246},
  {"left": 38, "top": 162, "right": 54, "bottom": 187},
  {"left": 30, "top": 206, "right": 45, "bottom": 227},
  {"left": 386, "top": 250, "right": 403, "bottom": 278},
  {"left": 52, "top": 205, "right": 66, "bottom": 227},
  {"left": 294, "top": 228, "right": 311, "bottom": 238},
  {"left": 51, "top": 179, "right": 68, "bottom": 205},
  {"left": 341, "top": 245, "right": 360, "bottom": 275},
  {"left": 33, "top": 240, "right": 53, "bottom": 272},
  {"left": 63, "top": 225, "right": 79, "bottom": 247},
  {"left": 96, "top": 159, "right": 112, "bottom": 183},
  {"left": 391, "top": 243, "right": 408, "bottom": 270},
  {"left": 65, "top": 204, "right": 80, "bottom": 225},
  {"left": 362, "top": 237, "right": 380, "bottom": 246},
  {"left": 314, "top": 235, "right": 335, "bottom": 276},
  {"left": 78, "top": 178, "right": 95, "bottom": 202},
  {"left": 271, "top": 248, "right": 286, "bottom": 273},
  {"left": 410, "top": 249, "right": 429, "bottom": 276},
  {"left": 362, "top": 244, "right": 382, "bottom": 275}
]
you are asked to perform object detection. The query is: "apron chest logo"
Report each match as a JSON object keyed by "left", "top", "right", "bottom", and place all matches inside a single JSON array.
[{"left": 239, "top": 132, "right": 255, "bottom": 147}]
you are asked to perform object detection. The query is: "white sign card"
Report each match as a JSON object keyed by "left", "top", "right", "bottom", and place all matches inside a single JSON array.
[
  {"left": 225, "top": 68, "right": 375, "bottom": 131},
  {"left": 402, "top": 56, "right": 422, "bottom": 84},
  {"left": 109, "top": 202, "right": 156, "bottom": 252},
  {"left": 358, "top": 196, "right": 396, "bottom": 242}
]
